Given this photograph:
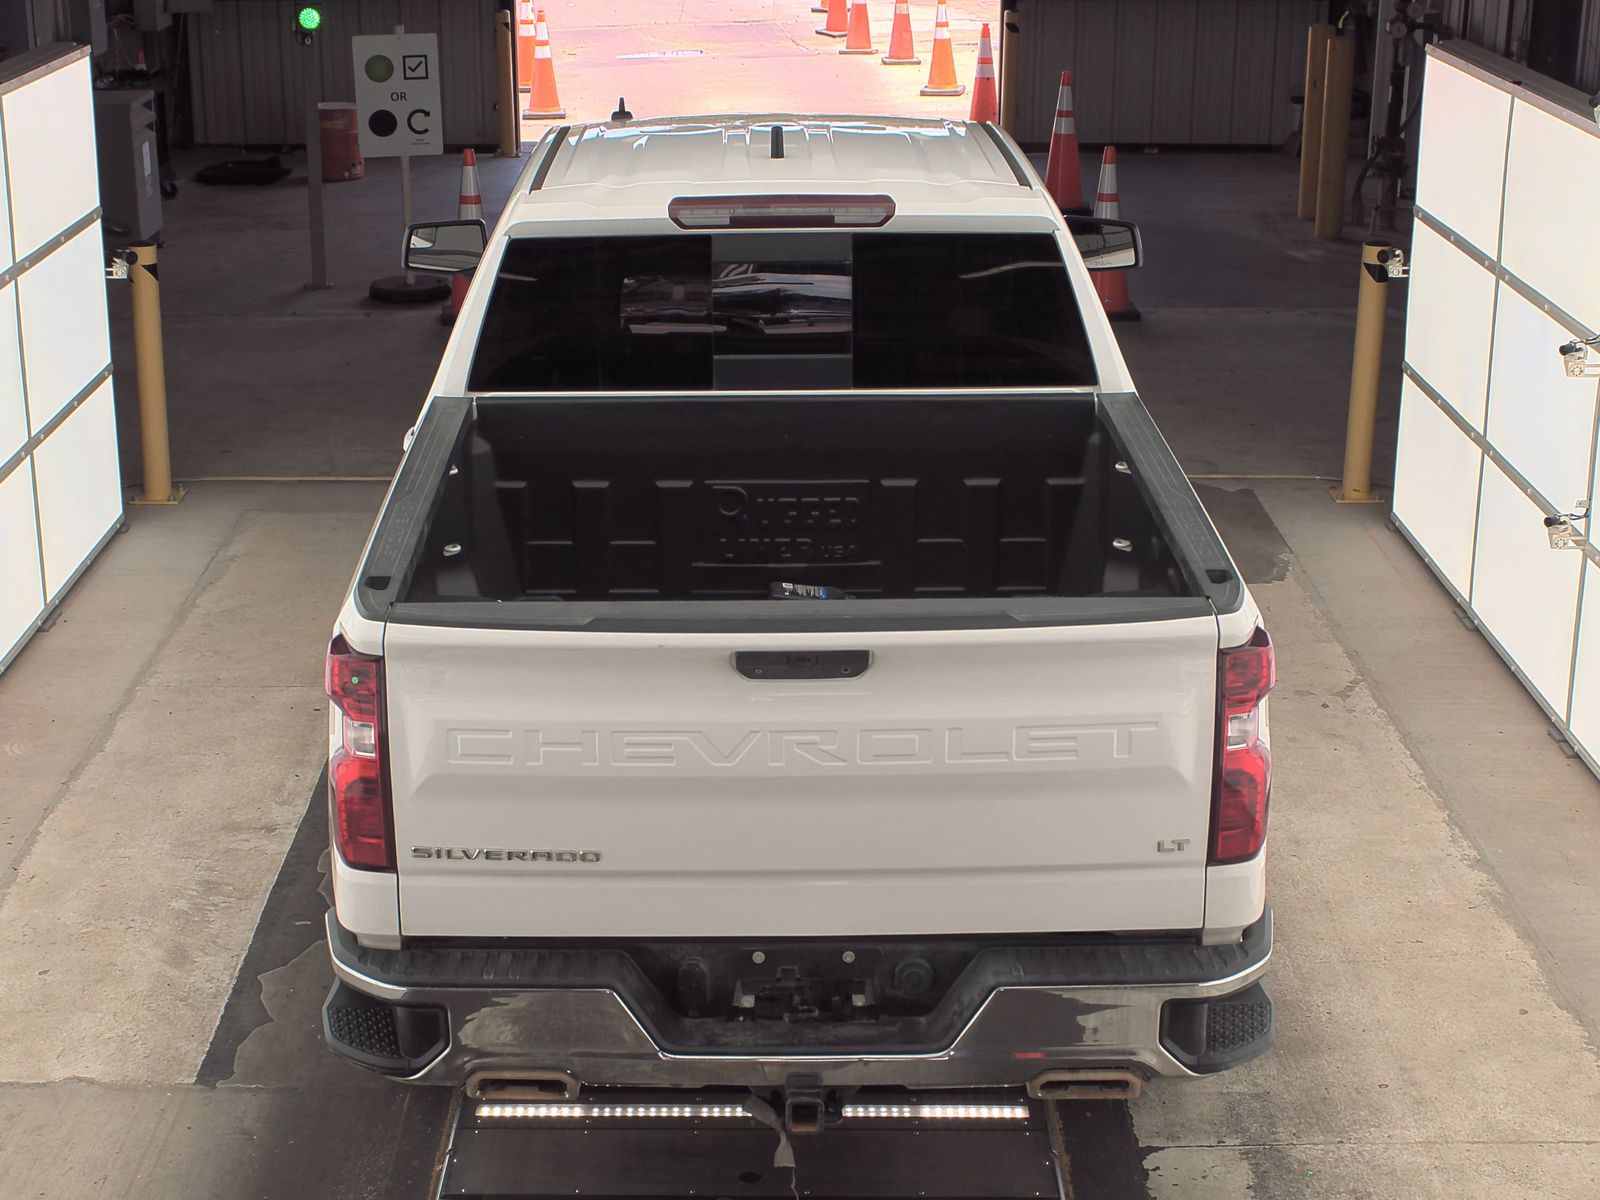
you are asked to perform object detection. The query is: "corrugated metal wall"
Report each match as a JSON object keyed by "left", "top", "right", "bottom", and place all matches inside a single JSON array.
[
  {"left": 1013, "top": 0, "right": 1325, "bottom": 146},
  {"left": 186, "top": 0, "right": 499, "bottom": 147}
]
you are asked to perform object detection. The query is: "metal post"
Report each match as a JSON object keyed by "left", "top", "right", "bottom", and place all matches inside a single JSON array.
[
  {"left": 306, "top": 101, "right": 331, "bottom": 289},
  {"left": 1315, "top": 34, "right": 1356, "bottom": 240},
  {"left": 496, "top": 10, "right": 519, "bottom": 158},
  {"left": 400, "top": 149, "right": 414, "bottom": 285},
  {"left": 1334, "top": 242, "right": 1392, "bottom": 504},
  {"left": 128, "top": 243, "right": 182, "bottom": 505},
  {"left": 1298, "top": 24, "right": 1334, "bottom": 220},
  {"left": 999, "top": 6, "right": 1021, "bottom": 139}
]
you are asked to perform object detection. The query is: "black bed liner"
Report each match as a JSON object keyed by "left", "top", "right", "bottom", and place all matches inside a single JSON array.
[{"left": 354, "top": 390, "right": 1241, "bottom": 631}]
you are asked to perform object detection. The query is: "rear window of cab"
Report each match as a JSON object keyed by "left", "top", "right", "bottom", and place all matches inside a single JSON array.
[{"left": 468, "top": 233, "right": 1097, "bottom": 391}]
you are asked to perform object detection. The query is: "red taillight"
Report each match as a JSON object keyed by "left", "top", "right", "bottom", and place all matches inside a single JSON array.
[
  {"left": 1210, "top": 627, "right": 1274, "bottom": 865},
  {"left": 326, "top": 634, "right": 393, "bottom": 871}
]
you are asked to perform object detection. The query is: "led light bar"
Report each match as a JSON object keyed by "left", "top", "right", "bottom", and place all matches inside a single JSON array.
[
  {"left": 476, "top": 1102, "right": 750, "bottom": 1121},
  {"left": 841, "top": 1103, "right": 1030, "bottom": 1121}
]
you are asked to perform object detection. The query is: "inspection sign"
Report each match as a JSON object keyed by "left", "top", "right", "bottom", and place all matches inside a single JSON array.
[{"left": 351, "top": 33, "right": 442, "bottom": 157}]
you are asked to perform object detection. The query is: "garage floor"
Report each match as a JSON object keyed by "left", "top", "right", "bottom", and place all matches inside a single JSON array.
[{"left": 2, "top": 135, "right": 1600, "bottom": 1197}]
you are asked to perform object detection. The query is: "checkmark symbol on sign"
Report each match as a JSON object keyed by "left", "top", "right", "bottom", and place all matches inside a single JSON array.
[{"left": 402, "top": 55, "right": 429, "bottom": 80}]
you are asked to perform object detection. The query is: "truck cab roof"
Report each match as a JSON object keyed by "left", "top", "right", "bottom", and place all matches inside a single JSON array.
[{"left": 506, "top": 115, "right": 1057, "bottom": 226}]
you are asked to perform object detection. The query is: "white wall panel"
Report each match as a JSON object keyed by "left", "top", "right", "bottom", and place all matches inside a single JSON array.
[
  {"left": 1572, "top": 562, "right": 1600, "bottom": 754},
  {"left": 0, "top": 463, "right": 43, "bottom": 659},
  {"left": 0, "top": 55, "right": 98, "bottom": 260},
  {"left": 1501, "top": 101, "right": 1600, "bottom": 333},
  {"left": 1486, "top": 285, "right": 1600, "bottom": 509},
  {"left": 1392, "top": 380, "right": 1484, "bottom": 597},
  {"left": 1414, "top": 59, "right": 1512, "bottom": 256},
  {"left": 16, "top": 223, "right": 110, "bottom": 431},
  {"left": 1471, "top": 459, "right": 1585, "bottom": 716},
  {"left": 0, "top": 283, "right": 24, "bottom": 460},
  {"left": 31, "top": 380, "right": 120, "bottom": 599},
  {"left": 0, "top": 104, "right": 12, "bottom": 272},
  {"left": 1405, "top": 222, "right": 1497, "bottom": 431}
]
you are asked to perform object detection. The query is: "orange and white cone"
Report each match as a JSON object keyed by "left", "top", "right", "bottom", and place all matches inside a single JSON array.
[
  {"left": 840, "top": 2, "right": 877, "bottom": 54},
  {"left": 443, "top": 150, "right": 483, "bottom": 327},
  {"left": 816, "top": 0, "right": 849, "bottom": 38},
  {"left": 920, "top": 1, "right": 965, "bottom": 96},
  {"left": 522, "top": 9, "right": 566, "bottom": 119},
  {"left": 1043, "top": 71, "right": 1087, "bottom": 214},
  {"left": 1092, "top": 147, "right": 1140, "bottom": 322},
  {"left": 881, "top": 0, "right": 920, "bottom": 65},
  {"left": 968, "top": 23, "right": 998, "bottom": 121},
  {"left": 514, "top": 0, "right": 536, "bottom": 93}
]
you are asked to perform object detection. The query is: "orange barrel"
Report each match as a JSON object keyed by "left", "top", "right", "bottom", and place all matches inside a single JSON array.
[{"left": 318, "top": 102, "right": 365, "bottom": 182}]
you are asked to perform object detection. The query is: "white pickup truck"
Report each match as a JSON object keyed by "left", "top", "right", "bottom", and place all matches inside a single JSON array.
[{"left": 320, "top": 116, "right": 1274, "bottom": 1118}]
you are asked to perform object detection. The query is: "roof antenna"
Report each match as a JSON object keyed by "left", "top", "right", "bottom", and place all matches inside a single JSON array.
[
  {"left": 611, "top": 96, "right": 632, "bottom": 121},
  {"left": 770, "top": 124, "right": 784, "bottom": 159}
]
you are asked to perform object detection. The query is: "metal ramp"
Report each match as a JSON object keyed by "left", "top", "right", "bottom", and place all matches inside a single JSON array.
[{"left": 435, "top": 1090, "right": 1067, "bottom": 1200}]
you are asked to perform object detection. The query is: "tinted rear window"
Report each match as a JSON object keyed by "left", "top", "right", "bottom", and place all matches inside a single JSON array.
[{"left": 468, "top": 233, "right": 1095, "bottom": 391}]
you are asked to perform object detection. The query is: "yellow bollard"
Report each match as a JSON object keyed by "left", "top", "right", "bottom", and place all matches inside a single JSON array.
[
  {"left": 128, "top": 243, "right": 183, "bottom": 505},
  {"left": 1315, "top": 34, "right": 1356, "bottom": 240},
  {"left": 1333, "top": 242, "right": 1392, "bottom": 504},
  {"left": 496, "top": 11, "right": 519, "bottom": 158},
  {"left": 1297, "top": 24, "right": 1334, "bottom": 220},
  {"left": 999, "top": 9, "right": 1021, "bottom": 139}
]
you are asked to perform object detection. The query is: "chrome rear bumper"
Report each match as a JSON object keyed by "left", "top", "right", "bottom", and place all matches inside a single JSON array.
[{"left": 323, "top": 909, "right": 1272, "bottom": 1089}]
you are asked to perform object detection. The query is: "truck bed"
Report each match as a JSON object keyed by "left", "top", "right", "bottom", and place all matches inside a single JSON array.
[{"left": 357, "top": 391, "right": 1240, "bottom": 629}]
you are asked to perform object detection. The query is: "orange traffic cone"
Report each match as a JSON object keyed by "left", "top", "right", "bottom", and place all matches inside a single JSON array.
[
  {"left": 840, "top": 2, "right": 877, "bottom": 54},
  {"left": 969, "top": 23, "right": 997, "bottom": 121},
  {"left": 881, "top": 0, "right": 920, "bottom": 65},
  {"left": 816, "top": 0, "right": 849, "bottom": 38},
  {"left": 514, "top": 0, "right": 536, "bottom": 93},
  {"left": 1043, "top": 71, "right": 1087, "bottom": 214},
  {"left": 442, "top": 150, "right": 484, "bottom": 327},
  {"left": 920, "top": 1, "right": 965, "bottom": 96},
  {"left": 523, "top": 9, "right": 566, "bottom": 119},
  {"left": 1092, "top": 147, "right": 1140, "bottom": 322}
]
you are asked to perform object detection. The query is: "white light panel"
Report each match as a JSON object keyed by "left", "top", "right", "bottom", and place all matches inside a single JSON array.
[
  {"left": 1470, "top": 458, "right": 1584, "bottom": 716},
  {"left": 0, "top": 55, "right": 98, "bottom": 261},
  {"left": 1501, "top": 100, "right": 1600, "bottom": 332},
  {"left": 32, "top": 379, "right": 121, "bottom": 599},
  {"left": 1486, "top": 284, "right": 1600, "bottom": 509},
  {"left": 0, "top": 103, "right": 12, "bottom": 271},
  {"left": 0, "top": 282, "right": 24, "bottom": 459},
  {"left": 0, "top": 462, "right": 44, "bottom": 661},
  {"left": 1414, "top": 58, "right": 1512, "bottom": 256},
  {"left": 1568, "top": 561, "right": 1600, "bottom": 754},
  {"left": 1391, "top": 378, "right": 1483, "bottom": 598},
  {"left": 1403, "top": 221, "right": 1497, "bottom": 432},
  {"left": 16, "top": 222, "right": 111, "bottom": 432}
]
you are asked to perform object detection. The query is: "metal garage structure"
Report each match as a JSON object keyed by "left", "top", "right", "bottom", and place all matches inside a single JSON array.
[
  {"left": 1394, "top": 40, "right": 1600, "bottom": 777},
  {"left": 0, "top": 44, "right": 123, "bottom": 674},
  {"left": 184, "top": 0, "right": 501, "bottom": 147},
  {"left": 1009, "top": 0, "right": 1325, "bottom": 146}
]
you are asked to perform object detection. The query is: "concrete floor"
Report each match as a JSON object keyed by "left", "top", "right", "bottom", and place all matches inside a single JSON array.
[{"left": 3, "top": 42, "right": 1600, "bottom": 1199}]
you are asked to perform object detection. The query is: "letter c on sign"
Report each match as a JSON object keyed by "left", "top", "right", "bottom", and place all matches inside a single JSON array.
[{"left": 407, "top": 107, "right": 432, "bottom": 135}]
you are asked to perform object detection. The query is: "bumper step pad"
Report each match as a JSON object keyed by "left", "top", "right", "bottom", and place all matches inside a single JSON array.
[
  {"left": 1159, "top": 981, "right": 1275, "bottom": 1072},
  {"left": 322, "top": 980, "right": 448, "bottom": 1075}
]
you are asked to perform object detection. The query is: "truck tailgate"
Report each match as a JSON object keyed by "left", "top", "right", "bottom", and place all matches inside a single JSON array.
[{"left": 384, "top": 618, "right": 1219, "bottom": 939}]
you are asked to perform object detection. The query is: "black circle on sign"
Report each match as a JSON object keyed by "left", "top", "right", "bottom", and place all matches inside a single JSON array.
[{"left": 367, "top": 109, "right": 398, "bottom": 138}]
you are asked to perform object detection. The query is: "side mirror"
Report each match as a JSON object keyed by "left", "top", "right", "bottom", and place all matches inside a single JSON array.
[
  {"left": 1065, "top": 215, "right": 1142, "bottom": 272},
  {"left": 403, "top": 219, "right": 487, "bottom": 274}
]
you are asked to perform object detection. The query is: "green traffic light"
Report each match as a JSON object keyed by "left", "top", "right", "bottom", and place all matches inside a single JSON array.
[{"left": 296, "top": 5, "right": 322, "bottom": 31}]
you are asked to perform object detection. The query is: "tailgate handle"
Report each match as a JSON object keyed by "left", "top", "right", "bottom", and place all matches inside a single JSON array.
[{"left": 734, "top": 651, "right": 871, "bottom": 680}]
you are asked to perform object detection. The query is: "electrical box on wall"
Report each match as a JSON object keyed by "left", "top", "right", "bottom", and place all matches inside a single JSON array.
[{"left": 133, "top": 0, "right": 171, "bottom": 32}]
